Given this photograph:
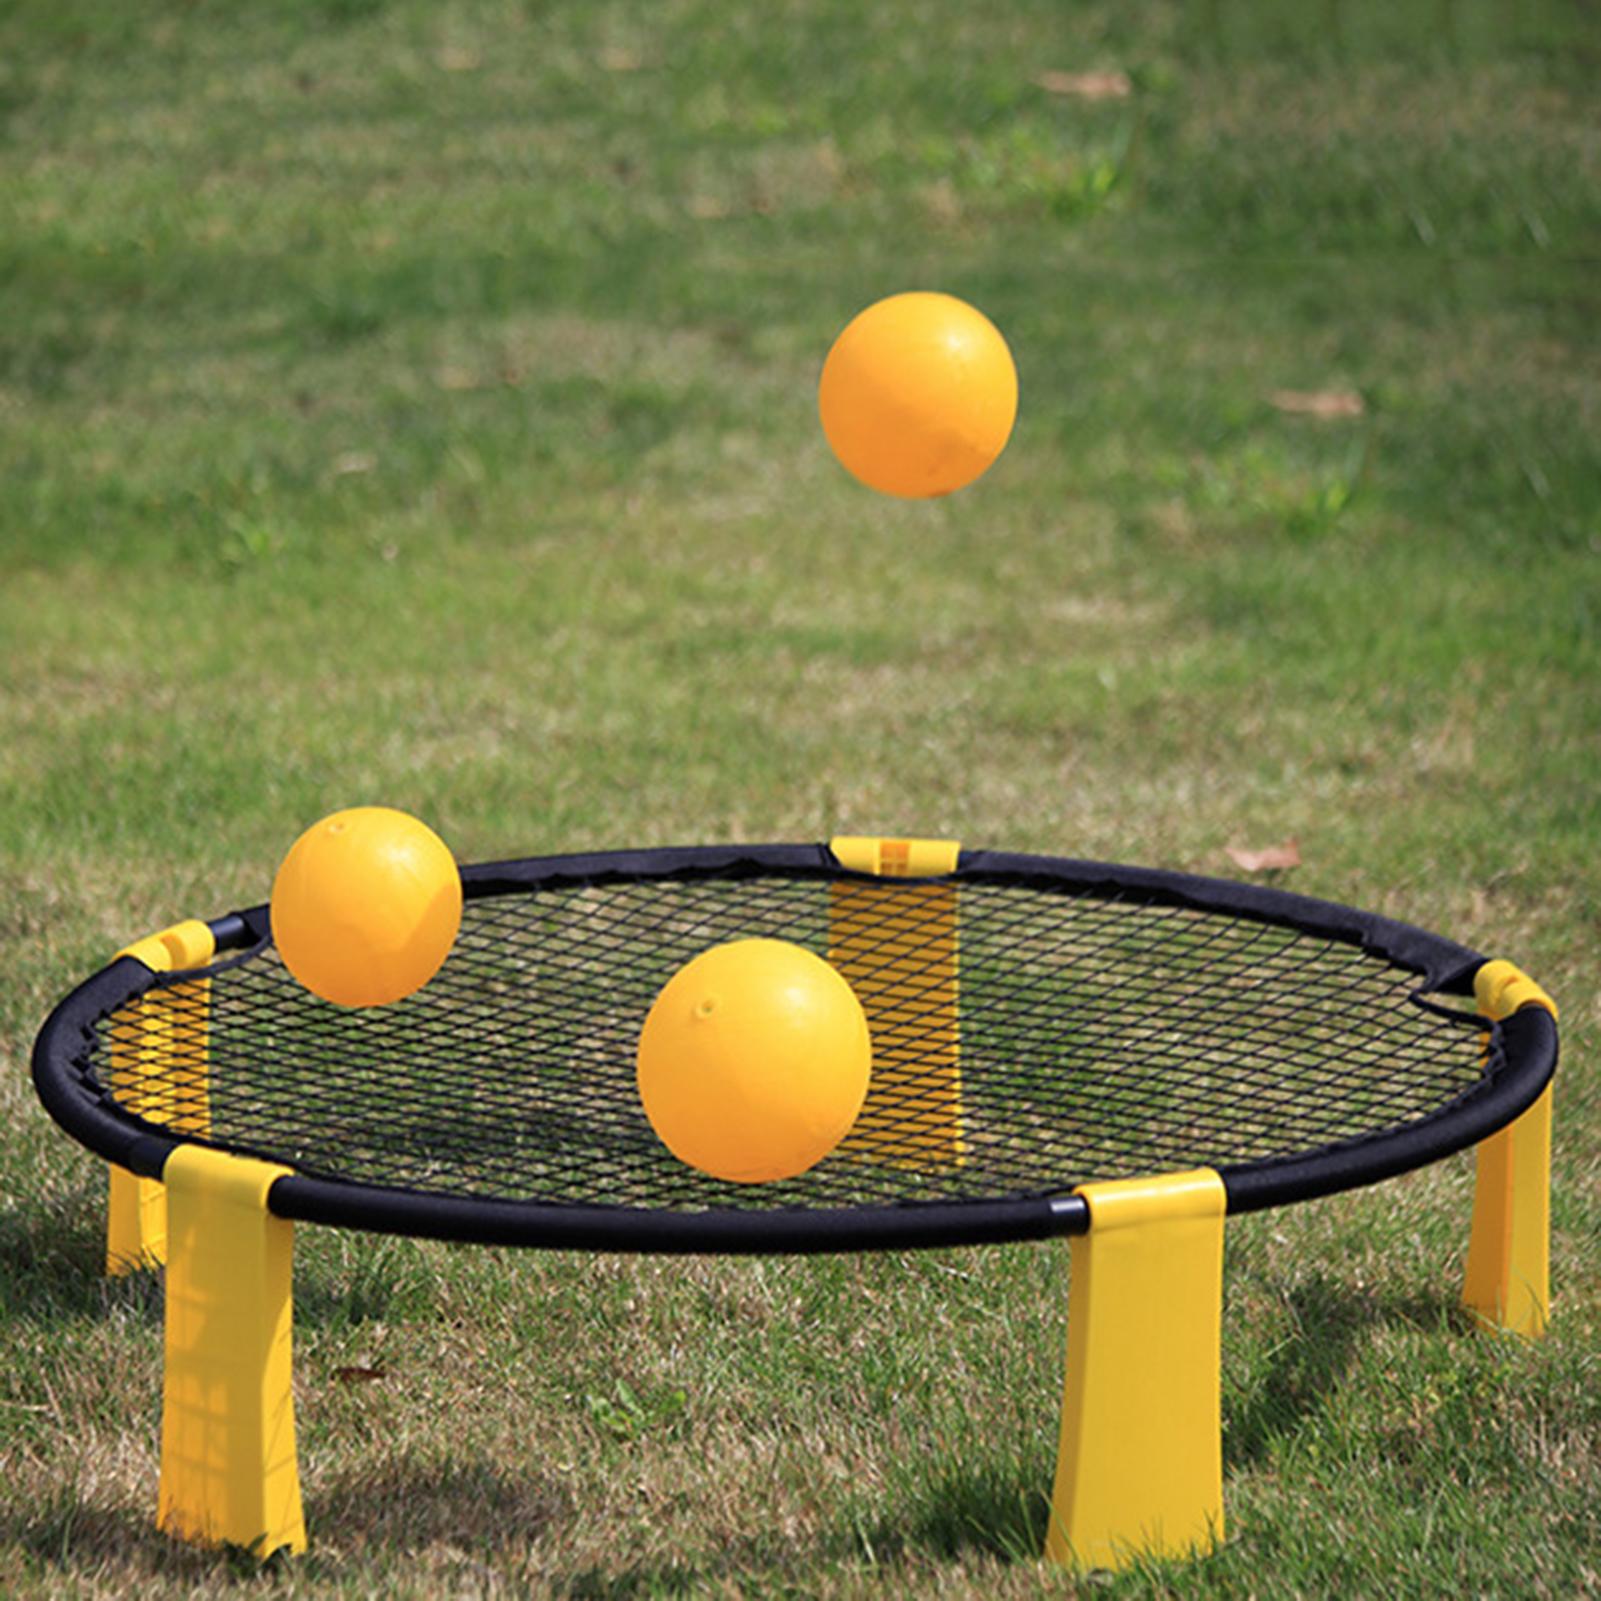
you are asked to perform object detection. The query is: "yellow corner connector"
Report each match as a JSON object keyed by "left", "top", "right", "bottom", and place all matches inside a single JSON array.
[
  {"left": 118, "top": 919, "right": 217, "bottom": 975},
  {"left": 1473, "top": 959, "right": 1557, "bottom": 1023},
  {"left": 830, "top": 835, "right": 960, "bottom": 878},
  {"left": 1047, "top": 1168, "right": 1227, "bottom": 1572},
  {"left": 158, "top": 1145, "right": 305, "bottom": 1559}
]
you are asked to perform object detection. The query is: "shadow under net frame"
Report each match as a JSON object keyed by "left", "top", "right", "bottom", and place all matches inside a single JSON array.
[{"left": 30, "top": 839, "right": 1560, "bottom": 1570}]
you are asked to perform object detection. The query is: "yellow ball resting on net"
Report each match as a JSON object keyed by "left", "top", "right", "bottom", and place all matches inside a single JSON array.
[{"left": 636, "top": 938, "right": 873, "bottom": 1183}]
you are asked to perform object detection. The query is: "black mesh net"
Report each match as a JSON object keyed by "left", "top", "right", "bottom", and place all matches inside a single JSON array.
[{"left": 84, "top": 869, "right": 1496, "bottom": 1212}]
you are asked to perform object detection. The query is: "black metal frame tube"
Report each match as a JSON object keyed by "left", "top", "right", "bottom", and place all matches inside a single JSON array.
[{"left": 31, "top": 844, "right": 1555, "bottom": 1252}]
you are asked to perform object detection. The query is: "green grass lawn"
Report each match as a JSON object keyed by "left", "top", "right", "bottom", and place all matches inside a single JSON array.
[{"left": 3, "top": 0, "right": 1598, "bottom": 1593}]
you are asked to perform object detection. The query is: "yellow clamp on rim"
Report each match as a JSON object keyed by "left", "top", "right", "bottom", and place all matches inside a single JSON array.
[
  {"left": 830, "top": 835, "right": 960, "bottom": 877},
  {"left": 117, "top": 920, "right": 216, "bottom": 974},
  {"left": 1474, "top": 959, "right": 1558, "bottom": 1023}
]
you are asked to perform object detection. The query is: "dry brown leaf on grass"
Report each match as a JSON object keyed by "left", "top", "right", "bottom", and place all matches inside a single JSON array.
[
  {"left": 1225, "top": 838, "right": 1302, "bottom": 873},
  {"left": 333, "top": 1365, "right": 388, "bottom": 1384},
  {"left": 1034, "top": 70, "right": 1132, "bottom": 100},
  {"left": 1270, "top": 389, "right": 1365, "bottom": 418}
]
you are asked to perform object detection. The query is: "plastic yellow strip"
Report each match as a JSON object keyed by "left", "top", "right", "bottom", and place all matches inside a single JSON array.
[
  {"left": 831, "top": 835, "right": 959, "bottom": 878},
  {"left": 1046, "top": 1168, "right": 1226, "bottom": 1572},
  {"left": 106, "top": 1166, "right": 167, "bottom": 1274},
  {"left": 1473, "top": 958, "right": 1558, "bottom": 1022},
  {"left": 105, "top": 921, "right": 217, "bottom": 1274},
  {"left": 1463, "top": 959, "right": 1554, "bottom": 1338},
  {"left": 107, "top": 978, "right": 212, "bottom": 1136},
  {"left": 158, "top": 1145, "right": 306, "bottom": 1558},
  {"left": 1463, "top": 1087, "right": 1551, "bottom": 1338},
  {"left": 828, "top": 836, "right": 963, "bottom": 1167},
  {"left": 119, "top": 919, "right": 216, "bottom": 974}
]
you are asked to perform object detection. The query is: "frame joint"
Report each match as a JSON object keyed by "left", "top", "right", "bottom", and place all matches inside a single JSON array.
[
  {"left": 829, "top": 835, "right": 960, "bottom": 877},
  {"left": 1474, "top": 959, "right": 1556, "bottom": 1022},
  {"left": 117, "top": 920, "right": 217, "bottom": 974}
]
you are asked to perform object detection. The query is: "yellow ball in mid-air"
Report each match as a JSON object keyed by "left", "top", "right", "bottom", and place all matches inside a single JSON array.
[
  {"left": 636, "top": 939, "right": 873, "bottom": 1184},
  {"left": 819, "top": 290, "right": 1018, "bottom": 498},
  {"left": 270, "top": 806, "right": 462, "bottom": 1008}
]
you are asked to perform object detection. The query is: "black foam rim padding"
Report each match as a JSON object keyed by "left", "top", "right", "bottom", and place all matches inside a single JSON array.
[
  {"left": 32, "top": 843, "right": 1556, "bottom": 1252},
  {"left": 266, "top": 1179, "right": 1091, "bottom": 1252},
  {"left": 215, "top": 841, "right": 1485, "bottom": 991},
  {"left": 31, "top": 958, "right": 178, "bottom": 1181},
  {"left": 956, "top": 850, "right": 1484, "bottom": 992},
  {"left": 1220, "top": 1004, "right": 1555, "bottom": 1212}
]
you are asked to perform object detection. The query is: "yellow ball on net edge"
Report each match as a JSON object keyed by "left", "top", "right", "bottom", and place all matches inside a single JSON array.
[{"left": 270, "top": 806, "right": 462, "bottom": 1008}]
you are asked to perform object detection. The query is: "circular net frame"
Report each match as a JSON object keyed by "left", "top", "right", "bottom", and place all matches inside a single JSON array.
[{"left": 85, "top": 870, "right": 1495, "bottom": 1212}]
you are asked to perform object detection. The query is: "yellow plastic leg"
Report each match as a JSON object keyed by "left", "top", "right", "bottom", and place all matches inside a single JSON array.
[
  {"left": 105, "top": 922, "right": 215, "bottom": 1275},
  {"left": 157, "top": 1145, "right": 306, "bottom": 1558},
  {"left": 1046, "top": 1168, "right": 1227, "bottom": 1572},
  {"left": 829, "top": 835, "right": 963, "bottom": 1166},
  {"left": 107, "top": 1166, "right": 168, "bottom": 1274},
  {"left": 1461, "top": 961, "right": 1556, "bottom": 1339},
  {"left": 1463, "top": 1087, "right": 1551, "bottom": 1338}
]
